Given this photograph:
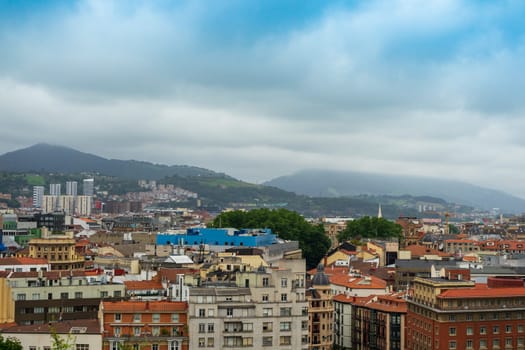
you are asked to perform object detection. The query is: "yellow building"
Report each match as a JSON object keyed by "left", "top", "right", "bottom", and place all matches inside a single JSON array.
[
  {"left": 27, "top": 230, "right": 84, "bottom": 270},
  {"left": 0, "top": 272, "right": 15, "bottom": 323},
  {"left": 307, "top": 264, "right": 334, "bottom": 350}
]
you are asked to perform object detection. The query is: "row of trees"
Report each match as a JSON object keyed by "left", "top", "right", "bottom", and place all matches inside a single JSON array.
[
  {"left": 210, "top": 208, "right": 331, "bottom": 269},
  {"left": 337, "top": 216, "right": 402, "bottom": 243}
]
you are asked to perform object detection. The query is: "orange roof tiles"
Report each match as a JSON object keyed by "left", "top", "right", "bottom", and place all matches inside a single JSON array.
[
  {"left": 403, "top": 245, "right": 451, "bottom": 258},
  {"left": 439, "top": 284, "right": 525, "bottom": 299},
  {"left": 102, "top": 300, "right": 187, "bottom": 312},
  {"left": 124, "top": 280, "right": 164, "bottom": 291},
  {"left": 329, "top": 274, "right": 387, "bottom": 290},
  {"left": 0, "top": 257, "right": 49, "bottom": 265}
]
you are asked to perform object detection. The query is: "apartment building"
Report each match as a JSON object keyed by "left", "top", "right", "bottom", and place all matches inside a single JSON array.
[
  {"left": 0, "top": 269, "right": 126, "bottom": 324},
  {"left": 307, "top": 264, "right": 334, "bottom": 350},
  {"left": 100, "top": 300, "right": 188, "bottom": 350},
  {"left": 188, "top": 258, "right": 309, "bottom": 350},
  {"left": 407, "top": 275, "right": 525, "bottom": 350},
  {"left": 27, "top": 232, "right": 84, "bottom": 270}
]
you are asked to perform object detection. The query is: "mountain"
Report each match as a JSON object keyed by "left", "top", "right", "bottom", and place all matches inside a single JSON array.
[
  {"left": 265, "top": 169, "right": 525, "bottom": 213},
  {"left": 0, "top": 144, "right": 226, "bottom": 180}
]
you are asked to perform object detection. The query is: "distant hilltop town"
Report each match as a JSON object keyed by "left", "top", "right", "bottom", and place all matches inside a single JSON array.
[{"left": 1, "top": 175, "right": 525, "bottom": 350}]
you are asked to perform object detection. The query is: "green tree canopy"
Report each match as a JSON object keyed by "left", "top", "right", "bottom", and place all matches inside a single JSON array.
[
  {"left": 0, "top": 336, "right": 23, "bottom": 350},
  {"left": 337, "top": 216, "right": 402, "bottom": 243},
  {"left": 209, "top": 208, "right": 331, "bottom": 269}
]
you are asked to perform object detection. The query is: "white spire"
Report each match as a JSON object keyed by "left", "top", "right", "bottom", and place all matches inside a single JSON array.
[{"left": 378, "top": 204, "right": 383, "bottom": 218}]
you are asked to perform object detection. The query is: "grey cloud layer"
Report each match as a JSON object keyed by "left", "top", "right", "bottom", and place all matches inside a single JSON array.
[{"left": 1, "top": 0, "right": 525, "bottom": 196}]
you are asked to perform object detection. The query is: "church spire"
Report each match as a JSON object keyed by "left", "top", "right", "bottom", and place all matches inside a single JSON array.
[{"left": 377, "top": 203, "right": 383, "bottom": 218}]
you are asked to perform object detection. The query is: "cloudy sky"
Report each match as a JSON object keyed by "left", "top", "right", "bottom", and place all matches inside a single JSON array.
[{"left": 1, "top": 0, "right": 525, "bottom": 195}]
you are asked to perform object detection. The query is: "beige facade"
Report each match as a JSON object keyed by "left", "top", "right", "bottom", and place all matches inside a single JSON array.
[
  {"left": 188, "top": 258, "right": 309, "bottom": 350},
  {"left": 28, "top": 237, "right": 84, "bottom": 270}
]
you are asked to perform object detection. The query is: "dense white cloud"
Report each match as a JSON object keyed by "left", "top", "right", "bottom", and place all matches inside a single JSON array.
[{"left": 1, "top": 0, "right": 525, "bottom": 196}]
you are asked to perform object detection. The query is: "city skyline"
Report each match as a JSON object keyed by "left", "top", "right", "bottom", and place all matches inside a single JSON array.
[{"left": 1, "top": 1, "right": 525, "bottom": 196}]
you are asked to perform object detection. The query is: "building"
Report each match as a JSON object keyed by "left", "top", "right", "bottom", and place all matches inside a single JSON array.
[
  {"left": 351, "top": 293, "right": 407, "bottom": 350},
  {"left": 83, "top": 178, "right": 94, "bottom": 197},
  {"left": 1, "top": 318, "right": 102, "bottom": 350},
  {"left": 27, "top": 231, "right": 85, "bottom": 270},
  {"left": 32, "top": 186, "right": 44, "bottom": 208},
  {"left": 307, "top": 264, "right": 334, "bottom": 350},
  {"left": 157, "top": 228, "right": 277, "bottom": 248},
  {"left": 0, "top": 269, "right": 126, "bottom": 324},
  {"left": 49, "top": 184, "right": 61, "bottom": 196},
  {"left": 188, "top": 258, "right": 309, "bottom": 350},
  {"left": 41, "top": 195, "right": 92, "bottom": 216},
  {"left": 66, "top": 181, "right": 78, "bottom": 196},
  {"left": 100, "top": 300, "right": 188, "bottom": 350},
  {"left": 406, "top": 275, "right": 525, "bottom": 350}
]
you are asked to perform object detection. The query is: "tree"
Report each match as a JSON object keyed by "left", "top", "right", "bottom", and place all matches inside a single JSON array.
[
  {"left": 210, "top": 208, "right": 331, "bottom": 269},
  {"left": 337, "top": 216, "right": 402, "bottom": 243},
  {"left": 49, "top": 327, "right": 76, "bottom": 350},
  {"left": 0, "top": 336, "right": 23, "bottom": 350}
]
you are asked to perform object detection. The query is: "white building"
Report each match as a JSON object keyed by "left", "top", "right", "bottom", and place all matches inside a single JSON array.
[
  {"left": 32, "top": 186, "right": 44, "bottom": 208},
  {"left": 83, "top": 178, "right": 94, "bottom": 197},
  {"left": 66, "top": 181, "right": 78, "bottom": 196}
]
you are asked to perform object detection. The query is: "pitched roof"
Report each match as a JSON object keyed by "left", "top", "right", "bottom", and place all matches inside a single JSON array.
[
  {"left": 2, "top": 319, "right": 100, "bottom": 334},
  {"left": 439, "top": 284, "right": 525, "bottom": 298},
  {"left": 0, "top": 257, "right": 49, "bottom": 265},
  {"left": 124, "top": 280, "right": 164, "bottom": 291},
  {"left": 330, "top": 274, "right": 387, "bottom": 290},
  {"left": 102, "top": 300, "right": 187, "bottom": 312}
]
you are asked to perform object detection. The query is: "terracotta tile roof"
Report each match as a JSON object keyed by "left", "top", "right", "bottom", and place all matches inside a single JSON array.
[
  {"left": 439, "top": 284, "right": 525, "bottom": 298},
  {"left": 124, "top": 280, "right": 164, "bottom": 291},
  {"left": 0, "top": 257, "right": 49, "bottom": 265},
  {"left": 2, "top": 319, "right": 100, "bottom": 334},
  {"left": 403, "top": 245, "right": 452, "bottom": 258},
  {"left": 329, "top": 274, "right": 387, "bottom": 290},
  {"left": 158, "top": 267, "right": 200, "bottom": 282},
  {"left": 102, "top": 300, "right": 187, "bottom": 312}
]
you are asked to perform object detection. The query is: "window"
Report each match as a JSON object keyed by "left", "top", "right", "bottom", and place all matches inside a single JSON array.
[
  {"left": 115, "top": 313, "right": 121, "bottom": 322},
  {"left": 506, "top": 325, "right": 512, "bottom": 333},
  {"left": 281, "top": 278, "right": 287, "bottom": 288},
  {"left": 32, "top": 293, "right": 40, "bottom": 300},
  {"left": 263, "top": 336, "right": 272, "bottom": 346},
  {"left": 169, "top": 341, "right": 180, "bottom": 350},
  {"left": 466, "top": 327, "right": 473, "bottom": 335},
  {"left": 75, "top": 292, "right": 82, "bottom": 299},
  {"left": 30, "top": 347, "right": 36, "bottom": 350},
  {"left": 133, "top": 314, "right": 141, "bottom": 323},
  {"left": 280, "top": 307, "right": 291, "bottom": 316},
  {"left": 493, "top": 325, "right": 500, "bottom": 334},
  {"left": 480, "top": 339, "right": 487, "bottom": 349},
  {"left": 466, "top": 340, "right": 473, "bottom": 349},
  {"left": 466, "top": 314, "right": 473, "bottom": 321},
  {"left": 262, "top": 277, "right": 269, "bottom": 287},
  {"left": 243, "top": 338, "right": 253, "bottom": 347},
  {"left": 152, "top": 327, "right": 159, "bottom": 336},
  {"left": 198, "top": 338, "right": 205, "bottom": 347},
  {"left": 506, "top": 338, "right": 513, "bottom": 347},
  {"left": 449, "top": 327, "right": 456, "bottom": 336},
  {"left": 16, "top": 294, "right": 26, "bottom": 301},
  {"left": 114, "top": 291, "right": 121, "bottom": 298},
  {"left": 199, "top": 323, "right": 205, "bottom": 333},
  {"left": 449, "top": 314, "right": 456, "bottom": 321},
  {"left": 302, "top": 320, "right": 308, "bottom": 330},
  {"left": 243, "top": 323, "right": 253, "bottom": 332},
  {"left": 281, "top": 294, "right": 287, "bottom": 302},
  {"left": 34, "top": 307, "right": 44, "bottom": 313},
  {"left": 226, "top": 308, "right": 233, "bottom": 317},
  {"left": 76, "top": 345, "right": 89, "bottom": 350},
  {"left": 134, "top": 327, "right": 141, "bottom": 336},
  {"left": 280, "top": 322, "right": 291, "bottom": 331},
  {"left": 449, "top": 341, "right": 456, "bottom": 349},
  {"left": 207, "top": 338, "right": 214, "bottom": 347},
  {"left": 519, "top": 324, "right": 524, "bottom": 333},
  {"left": 480, "top": 326, "right": 486, "bottom": 335},
  {"left": 280, "top": 336, "right": 291, "bottom": 345},
  {"left": 152, "top": 313, "right": 160, "bottom": 323},
  {"left": 208, "top": 323, "right": 214, "bottom": 333},
  {"left": 493, "top": 339, "right": 500, "bottom": 348},
  {"left": 518, "top": 338, "right": 524, "bottom": 346},
  {"left": 111, "top": 342, "right": 123, "bottom": 350},
  {"left": 114, "top": 327, "right": 121, "bottom": 337},
  {"left": 100, "top": 291, "right": 108, "bottom": 298},
  {"left": 172, "top": 313, "right": 180, "bottom": 322},
  {"left": 152, "top": 344, "right": 158, "bottom": 350},
  {"left": 263, "top": 308, "right": 273, "bottom": 317},
  {"left": 208, "top": 309, "right": 214, "bottom": 317},
  {"left": 61, "top": 293, "right": 68, "bottom": 300},
  {"left": 262, "top": 294, "right": 269, "bottom": 302},
  {"left": 263, "top": 322, "right": 273, "bottom": 332},
  {"left": 199, "top": 309, "right": 205, "bottom": 317}
]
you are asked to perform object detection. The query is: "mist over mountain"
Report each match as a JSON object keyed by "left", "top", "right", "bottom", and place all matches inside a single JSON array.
[
  {"left": 0, "top": 144, "right": 226, "bottom": 180},
  {"left": 265, "top": 169, "right": 525, "bottom": 214}
]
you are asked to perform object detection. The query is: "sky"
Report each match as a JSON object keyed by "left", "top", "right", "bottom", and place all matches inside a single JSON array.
[{"left": 1, "top": 0, "right": 525, "bottom": 196}]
